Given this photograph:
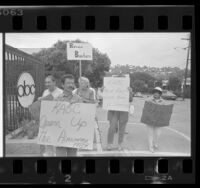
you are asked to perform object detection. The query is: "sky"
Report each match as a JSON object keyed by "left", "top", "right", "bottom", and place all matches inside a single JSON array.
[{"left": 5, "top": 33, "right": 191, "bottom": 69}]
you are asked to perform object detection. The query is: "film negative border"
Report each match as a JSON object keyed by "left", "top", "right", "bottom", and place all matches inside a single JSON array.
[
  {"left": 0, "top": 5, "right": 196, "bottom": 184},
  {"left": 0, "top": 157, "right": 195, "bottom": 184},
  {"left": 0, "top": 6, "right": 194, "bottom": 32}
]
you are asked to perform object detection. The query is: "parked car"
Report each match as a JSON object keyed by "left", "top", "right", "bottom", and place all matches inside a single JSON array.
[
  {"left": 134, "top": 92, "right": 143, "bottom": 98},
  {"left": 162, "top": 90, "right": 177, "bottom": 100}
]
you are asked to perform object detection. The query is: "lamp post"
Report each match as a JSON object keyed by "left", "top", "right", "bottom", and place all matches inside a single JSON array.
[
  {"left": 181, "top": 34, "right": 191, "bottom": 101},
  {"left": 174, "top": 34, "right": 191, "bottom": 100}
]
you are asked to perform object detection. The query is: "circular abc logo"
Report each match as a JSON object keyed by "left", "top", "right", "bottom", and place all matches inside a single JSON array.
[{"left": 17, "top": 72, "right": 36, "bottom": 108}]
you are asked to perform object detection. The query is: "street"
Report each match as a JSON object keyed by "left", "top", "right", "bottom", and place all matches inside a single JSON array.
[
  {"left": 6, "top": 97, "right": 191, "bottom": 157},
  {"left": 79, "top": 96, "right": 191, "bottom": 156}
]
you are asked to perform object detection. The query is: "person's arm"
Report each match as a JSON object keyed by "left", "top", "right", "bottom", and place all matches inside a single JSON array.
[
  {"left": 81, "top": 90, "right": 95, "bottom": 103},
  {"left": 72, "top": 88, "right": 77, "bottom": 95},
  {"left": 88, "top": 89, "right": 96, "bottom": 103},
  {"left": 38, "top": 90, "right": 46, "bottom": 101},
  {"left": 128, "top": 87, "right": 133, "bottom": 102}
]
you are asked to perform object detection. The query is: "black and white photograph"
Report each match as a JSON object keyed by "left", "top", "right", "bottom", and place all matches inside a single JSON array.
[
  {"left": 4, "top": 33, "right": 191, "bottom": 157},
  {"left": 0, "top": 33, "right": 2, "bottom": 158}
]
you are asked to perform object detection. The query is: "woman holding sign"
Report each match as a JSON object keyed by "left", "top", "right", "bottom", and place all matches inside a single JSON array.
[
  {"left": 107, "top": 88, "right": 133, "bottom": 151},
  {"left": 73, "top": 76, "right": 99, "bottom": 148},
  {"left": 73, "top": 77, "right": 96, "bottom": 104},
  {"left": 103, "top": 74, "right": 133, "bottom": 151},
  {"left": 144, "top": 87, "right": 165, "bottom": 153}
]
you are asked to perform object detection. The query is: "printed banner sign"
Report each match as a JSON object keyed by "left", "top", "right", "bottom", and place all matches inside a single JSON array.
[
  {"left": 141, "top": 101, "right": 174, "bottom": 127},
  {"left": 37, "top": 101, "right": 96, "bottom": 150},
  {"left": 67, "top": 42, "right": 93, "bottom": 60},
  {"left": 103, "top": 77, "right": 130, "bottom": 112}
]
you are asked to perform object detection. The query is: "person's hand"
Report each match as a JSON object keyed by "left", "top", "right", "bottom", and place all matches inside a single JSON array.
[
  {"left": 101, "top": 86, "right": 105, "bottom": 91},
  {"left": 127, "top": 87, "right": 132, "bottom": 92},
  {"left": 38, "top": 97, "right": 42, "bottom": 101}
]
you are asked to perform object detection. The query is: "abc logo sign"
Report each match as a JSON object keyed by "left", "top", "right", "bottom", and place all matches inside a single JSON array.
[{"left": 17, "top": 72, "right": 36, "bottom": 108}]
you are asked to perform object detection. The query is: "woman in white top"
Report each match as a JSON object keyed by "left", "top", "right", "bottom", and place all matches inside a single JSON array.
[{"left": 145, "top": 87, "right": 165, "bottom": 153}]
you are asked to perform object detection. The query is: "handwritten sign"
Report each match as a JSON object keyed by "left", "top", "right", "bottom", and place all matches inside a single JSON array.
[
  {"left": 67, "top": 42, "right": 93, "bottom": 60},
  {"left": 37, "top": 101, "right": 96, "bottom": 150},
  {"left": 141, "top": 101, "right": 174, "bottom": 127},
  {"left": 103, "top": 77, "right": 130, "bottom": 112}
]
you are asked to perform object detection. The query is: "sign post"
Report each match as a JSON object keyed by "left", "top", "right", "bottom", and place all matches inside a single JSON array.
[
  {"left": 79, "top": 60, "right": 82, "bottom": 77},
  {"left": 66, "top": 42, "right": 93, "bottom": 78}
]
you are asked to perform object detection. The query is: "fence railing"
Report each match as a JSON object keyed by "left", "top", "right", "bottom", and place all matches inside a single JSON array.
[{"left": 5, "top": 45, "right": 45, "bottom": 133}]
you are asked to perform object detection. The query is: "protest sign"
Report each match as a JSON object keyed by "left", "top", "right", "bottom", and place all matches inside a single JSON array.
[
  {"left": 67, "top": 42, "right": 93, "bottom": 60},
  {"left": 103, "top": 77, "right": 130, "bottom": 112},
  {"left": 37, "top": 101, "right": 96, "bottom": 150},
  {"left": 141, "top": 101, "right": 174, "bottom": 127}
]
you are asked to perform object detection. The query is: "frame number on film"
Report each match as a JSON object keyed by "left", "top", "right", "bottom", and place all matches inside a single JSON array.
[{"left": 0, "top": 9, "right": 23, "bottom": 16}]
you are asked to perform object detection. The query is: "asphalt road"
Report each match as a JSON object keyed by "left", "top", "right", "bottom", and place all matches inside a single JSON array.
[
  {"left": 79, "top": 96, "right": 191, "bottom": 156},
  {"left": 6, "top": 96, "right": 191, "bottom": 157}
]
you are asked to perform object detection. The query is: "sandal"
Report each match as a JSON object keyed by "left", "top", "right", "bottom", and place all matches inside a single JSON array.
[
  {"left": 117, "top": 144, "right": 124, "bottom": 151},
  {"left": 149, "top": 146, "right": 155, "bottom": 153},
  {"left": 106, "top": 145, "right": 113, "bottom": 151},
  {"left": 154, "top": 144, "right": 158, "bottom": 150}
]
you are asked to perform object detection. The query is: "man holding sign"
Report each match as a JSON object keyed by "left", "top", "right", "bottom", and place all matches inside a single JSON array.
[
  {"left": 37, "top": 74, "right": 96, "bottom": 156},
  {"left": 37, "top": 74, "right": 84, "bottom": 156},
  {"left": 103, "top": 74, "right": 133, "bottom": 151}
]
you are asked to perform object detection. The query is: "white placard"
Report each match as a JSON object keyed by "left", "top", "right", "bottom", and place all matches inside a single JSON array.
[
  {"left": 37, "top": 101, "right": 96, "bottom": 150},
  {"left": 103, "top": 77, "right": 130, "bottom": 112},
  {"left": 67, "top": 42, "right": 92, "bottom": 60}
]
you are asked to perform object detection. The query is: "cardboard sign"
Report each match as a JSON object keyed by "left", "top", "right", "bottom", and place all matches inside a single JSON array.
[
  {"left": 141, "top": 101, "right": 174, "bottom": 127},
  {"left": 103, "top": 77, "right": 130, "bottom": 112},
  {"left": 67, "top": 42, "right": 93, "bottom": 60},
  {"left": 29, "top": 94, "right": 54, "bottom": 121},
  {"left": 37, "top": 101, "right": 96, "bottom": 150}
]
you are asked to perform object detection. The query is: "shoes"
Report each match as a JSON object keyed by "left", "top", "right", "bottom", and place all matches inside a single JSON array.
[
  {"left": 106, "top": 144, "right": 113, "bottom": 151},
  {"left": 154, "top": 144, "right": 158, "bottom": 150},
  {"left": 42, "top": 152, "right": 49, "bottom": 157},
  {"left": 42, "top": 151, "right": 56, "bottom": 156},
  {"left": 118, "top": 146, "right": 123, "bottom": 151},
  {"left": 149, "top": 146, "right": 155, "bottom": 153}
]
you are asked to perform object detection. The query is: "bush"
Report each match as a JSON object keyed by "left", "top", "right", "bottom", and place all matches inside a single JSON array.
[
  {"left": 21, "top": 119, "right": 39, "bottom": 139},
  {"left": 132, "top": 80, "right": 147, "bottom": 93}
]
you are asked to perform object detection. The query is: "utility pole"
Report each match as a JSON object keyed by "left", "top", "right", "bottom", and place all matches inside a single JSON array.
[
  {"left": 182, "top": 34, "right": 191, "bottom": 100},
  {"left": 79, "top": 60, "right": 82, "bottom": 78}
]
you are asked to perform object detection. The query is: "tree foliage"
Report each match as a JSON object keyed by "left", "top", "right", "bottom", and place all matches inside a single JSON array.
[
  {"left": 132, "top": 80, "right": 147, "bottom": 92},
  {"left": 168, "top": 76, "right": 182, "bottom": 91},
  {"left": 130, "top": 72, "right": 155, "bottom": 92},
  {"left": 33, "top": 39, "right": 111, "bottom": 88}
]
